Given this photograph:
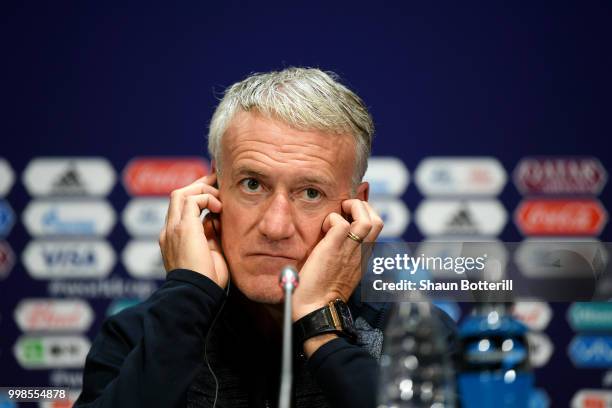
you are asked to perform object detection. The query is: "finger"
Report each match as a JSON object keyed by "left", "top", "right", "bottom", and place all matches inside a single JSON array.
[
  {"left": 341, "top": 199, "right": 372, "bottom": 244},
  {"left": 321, "top": 212, "right": 351, "bottom": 247},
  {"left": 362, "top": 201, "right": 384, "bottom": 242},
  {"left": 167, "top": 180, "right": 219, "bottom": 228},
  {"left": 181, "top": 193, "right": 222, "bottom": 221}
]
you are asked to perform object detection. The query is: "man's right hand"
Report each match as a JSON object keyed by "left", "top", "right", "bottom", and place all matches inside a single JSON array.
[{"left": 158, "top": 173, "right": 228, "bottom": 289}]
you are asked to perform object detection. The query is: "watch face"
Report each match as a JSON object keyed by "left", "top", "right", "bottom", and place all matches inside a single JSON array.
[{"left": 334, "top": 300, "right": 355, "bottom": 328}]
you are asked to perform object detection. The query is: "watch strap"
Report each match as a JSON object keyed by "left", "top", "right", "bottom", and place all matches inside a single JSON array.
[{"left": 293, "top": 299, "right": 357, "bottom": 345}]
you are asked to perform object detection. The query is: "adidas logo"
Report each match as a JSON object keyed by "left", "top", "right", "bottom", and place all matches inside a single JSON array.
[
  {"left": 52, "top": 165, "right": 86, "bottom": 194},
  {"left": 445, "top": 205, "right": 479, "bottom": 234}
]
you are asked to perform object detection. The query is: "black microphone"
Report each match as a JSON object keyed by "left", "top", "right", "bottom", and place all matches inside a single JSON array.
[{"left": 278, "top": 265, "right": 299, "bottom": 408}]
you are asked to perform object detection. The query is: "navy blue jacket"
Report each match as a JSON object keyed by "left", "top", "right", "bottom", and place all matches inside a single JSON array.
[{"left": 75, "top": 269, "right": 394, "bottom": 408}]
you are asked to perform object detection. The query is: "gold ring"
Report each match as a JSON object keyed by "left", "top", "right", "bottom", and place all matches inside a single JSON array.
[{"left": 347, "top": 231, "right": 364, "bottom": 244}]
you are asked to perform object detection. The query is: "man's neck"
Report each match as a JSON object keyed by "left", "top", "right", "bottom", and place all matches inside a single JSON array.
[{"left": 231, "top": 289, "right": 284, "bottom": 341}]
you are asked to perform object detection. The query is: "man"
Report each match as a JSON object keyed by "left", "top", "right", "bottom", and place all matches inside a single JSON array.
[{"left": 76, "top": 67, "right": 387, "bottom": 408}]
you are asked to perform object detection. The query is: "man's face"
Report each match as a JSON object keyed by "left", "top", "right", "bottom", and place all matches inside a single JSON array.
[{"left": 217, "top": 111, "right": 366, "bottom": 304}]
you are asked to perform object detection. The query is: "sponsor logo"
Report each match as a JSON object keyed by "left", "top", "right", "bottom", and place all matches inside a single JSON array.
[
  {"left": 122, "top": 240, "right": 166, "bottom": 279},
  {"left": 363, "top": 157, "right": 410, "bottom": 196},
  {"left": 568, "top": 302, "right": 612, "bottom": 332},
  {"left": 22, "top": 199, "right": 116, "bottom": 236},
  {"left": 515, "top": 199, "right": 608, "bottom": 236},
  {"left": 23, "top": 240, "right": 115, "bottom": 279},
  {"left": 14, "top": 299, "right": 93, "bottom": 332},
  {"left": 49, "top": 370, "right": 83, "bottom": 387},
  {"left": 514, "top": 157, "right": 607, "bottom": 195},
  {"left": 0, "top": 200, "right": 15, "bottom": 237},
  {"left": 415, "top": 157, "right": 506, "bottom": 196},
  {"left": 47, "top": 278, "right": 157, "bottom": 299},
  {"left": 569, "top": 336, "right": 612, "bottom": 368},
  {"left": 571, "top": 389, "right": 612, "bottom": 408},
  {"left": 515, "top": 239, "right": 607, "bottom": 279},
  {"left": 13, "top": 335, "right": 90, "bottom": 369},
  {"left": 22, "top": 157, "right": 116, "bottom": 196},
  {"left": 122, "top": 157, "right": 209, "bottom": 196},
  {"left": 368, "top": 198, "right": 410, "bottom": 238},
  {"left": 122, "top": 198, "right": 169, "bottom": 237},
  {"left": 0, "top": 241, "right": 16, "bottom": 280},
  {"left": 106, "top": 298, "right": 141, "bottom": 317},
  {"left": 0, "top": 158, "right": 15, "bottom": 197},
  {"left": 415, "top": 200, "right": 507, "bottom": 236},
  {"left": 512, "top": 301, "right": 552, "bottom": 331},
  {"left": 526, "top": 332, "right": 553, "bottom": 368}
]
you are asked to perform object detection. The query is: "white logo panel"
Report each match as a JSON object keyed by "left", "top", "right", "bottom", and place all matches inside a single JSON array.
[
  {"left": 0, "top": 158, "right": 15, "bottom": 196},
  {"left": 415, "top": 200, "right": 507, "bottom": 236},
  {"left": 364, "top": 157, "right": 410, "bottom": 196},
  {"left": 23, "top": 240, "right": 115, "bottom": 279},
  {"left": 15, "top": 299, "right": 94, "bottom": 332},
  {"left": 23, "top": 199, "right": 116, "bottom": 236},
  {"left": 23, "top": 157, "right": 116, "bottom": 196},
  {"left": 415, "top": 157, "right": 507, "bottom": 196},
  {"left": 122, "top": 240, "right": 166, "bottom": 279},
  {"left": 122, "top": 198, "right": 168, "bottom": 237},
  {"left": 369, "top": 198, "right": 410, "bottom": 238},
  {"left": 13, "top": 335, "right": 91, "bottom": 369}
]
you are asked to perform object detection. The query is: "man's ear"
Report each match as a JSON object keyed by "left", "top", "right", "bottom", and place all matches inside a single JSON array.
[
  {"left": 210, "top": 160, "right": 220, "bottom": 188},
  {"left": 356, "top": 181, "right": 369, "bottom": 201},
  {"left": 210, "top": 159, "right": 217, "bottom": 175}
]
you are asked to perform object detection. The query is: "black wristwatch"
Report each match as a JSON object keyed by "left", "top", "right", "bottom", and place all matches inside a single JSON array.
[{"left": 293, "top": 299, "right": 357, "bottom": 344}]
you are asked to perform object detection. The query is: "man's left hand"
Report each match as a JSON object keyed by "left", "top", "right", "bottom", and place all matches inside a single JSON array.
[{"left": 292, "top": 199, "right": 383, "bottom": 321}]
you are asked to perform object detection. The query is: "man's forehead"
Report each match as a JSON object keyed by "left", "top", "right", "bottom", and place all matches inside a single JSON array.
[{"left": 221, "top": 112, "right": 356, "bottom": 179}]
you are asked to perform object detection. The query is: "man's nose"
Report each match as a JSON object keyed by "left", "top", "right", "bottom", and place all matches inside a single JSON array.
[{"left": 257, "top": 192, "right": 296, "bottom": 241}]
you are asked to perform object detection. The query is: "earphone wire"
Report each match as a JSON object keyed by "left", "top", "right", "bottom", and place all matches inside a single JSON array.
[{"left": 204, "top": 275, "right": 230, "bottom": 408}]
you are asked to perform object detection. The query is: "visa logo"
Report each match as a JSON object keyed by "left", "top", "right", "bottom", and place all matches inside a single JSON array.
[
  {"left": 42, "top": 249, "right": 96, "bottom": 267},
  {"left": 23, "top": 240, "right": 115, "bottom": 279}
]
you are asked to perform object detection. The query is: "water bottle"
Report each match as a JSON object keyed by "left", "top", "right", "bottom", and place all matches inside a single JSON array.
[
  {"left": 457, "top": 303, "right": 534, "bottom": 407},
  {"left": 378, "top": 301, "right": 457, "bottom": 407}
]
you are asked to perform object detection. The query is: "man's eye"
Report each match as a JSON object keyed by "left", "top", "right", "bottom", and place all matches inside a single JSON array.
[
  {"left": 303, "top": 188, "right": 321, "bottom": 201},
  {"left": 240, "top": 178, "right": 261, "bottom": 192}
]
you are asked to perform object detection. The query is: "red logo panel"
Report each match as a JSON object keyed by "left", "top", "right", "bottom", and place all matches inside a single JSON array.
[
  {"left": 123, "top": 158, "right": 209, "bottom": 196},
  {"left": 515, "top": 199, "right": 608, "bottom": 236}
]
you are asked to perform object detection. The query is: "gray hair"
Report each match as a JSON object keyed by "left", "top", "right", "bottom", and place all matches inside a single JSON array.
[{"left": 207, "top": 67, "right": 374, "bottom": 186}]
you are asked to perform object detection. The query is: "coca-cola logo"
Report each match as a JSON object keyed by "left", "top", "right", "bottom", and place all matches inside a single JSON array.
[
  {"left": 123, "top": 158, "right": 209, "bottom": 196},
  {"left": 515, "top": 199, "right": 608, "bottom": 235},
  {"left": 14, "top": 299, "right": 93, "bottom": 332},
  {"left": 514, "top": 157, "right": 607, "bottom": 194}
]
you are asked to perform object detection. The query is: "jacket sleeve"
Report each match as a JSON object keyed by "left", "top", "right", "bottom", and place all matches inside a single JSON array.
[
  {"left": 306, "top": 337, "right": 379, "bottom": 408},
  {"left": 75, "top": 269, "right": 226, "bottom": 408}
]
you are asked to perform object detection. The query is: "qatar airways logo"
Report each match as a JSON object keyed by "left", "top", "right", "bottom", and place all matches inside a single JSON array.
[
  {"left": 122, "top": 158, "right": 209, "bottom": 196},
  {"left": 14, "top": 299, "right": 93, "bottom": 332},
  {"left": 514, "top": 157, "right": 607, "bottom": 195},
  {"left": 515, "top": 199, "right": 608, "bottom": 236}
]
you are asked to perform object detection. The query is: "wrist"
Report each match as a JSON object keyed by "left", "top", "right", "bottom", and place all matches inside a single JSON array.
[{"left": 303, "top": 333, "right": 338, "bottom": 358}]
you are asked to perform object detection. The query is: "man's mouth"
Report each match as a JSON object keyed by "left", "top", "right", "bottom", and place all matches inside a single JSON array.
[{"left": 248, "top": 252, "right": 298, "bottom": 261}]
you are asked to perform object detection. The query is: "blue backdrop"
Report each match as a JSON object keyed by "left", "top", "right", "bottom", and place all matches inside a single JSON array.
[{"left": 2, "top": 2, "right": 612, "bottom": 406}]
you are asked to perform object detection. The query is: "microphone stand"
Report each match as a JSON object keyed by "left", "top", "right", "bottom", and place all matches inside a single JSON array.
[{"left": 278, "top": 265, "right": 299, "bottom": 408}]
